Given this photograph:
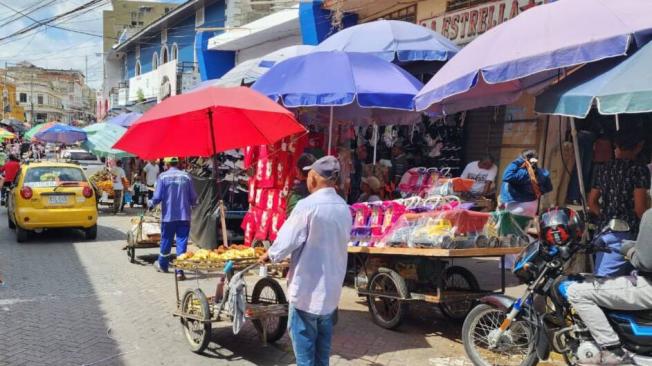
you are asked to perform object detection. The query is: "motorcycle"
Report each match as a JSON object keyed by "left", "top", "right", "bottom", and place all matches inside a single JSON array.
[{"left": 461, "top": 219, "right": 652, "bottom": 366}]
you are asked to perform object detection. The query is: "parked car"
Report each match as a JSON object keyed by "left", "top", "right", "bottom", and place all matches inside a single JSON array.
[
  {"left": 61, "top": 149, "right": 105, "bottom": 177},
  {"left": 7, "top": 161, "right": 98, "bottom": 242}
]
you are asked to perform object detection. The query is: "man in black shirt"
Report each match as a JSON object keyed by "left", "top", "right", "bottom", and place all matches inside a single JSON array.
[{"left": 589, "top": 130, "right": 650, "bottom": 234}]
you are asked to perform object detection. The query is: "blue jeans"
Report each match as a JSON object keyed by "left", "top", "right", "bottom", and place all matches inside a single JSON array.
[
  {"left": 158, "top": 220, "right": 190, "bottom": 273},
  {"left": 288, "top": 305, "right": 335, "bottom": 366}
]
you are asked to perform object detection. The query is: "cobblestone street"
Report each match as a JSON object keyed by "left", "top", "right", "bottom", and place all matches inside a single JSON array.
[{"left": 0, "top": 208, "right": 533, "bottom": 366}]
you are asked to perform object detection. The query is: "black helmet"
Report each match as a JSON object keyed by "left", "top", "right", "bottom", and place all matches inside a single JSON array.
[{"left": 539, "top": 207, "right": 584, "bottom": 246}]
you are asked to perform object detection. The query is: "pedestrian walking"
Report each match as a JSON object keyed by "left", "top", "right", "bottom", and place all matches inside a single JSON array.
[
  {"left": 259, "top": 156, "right": 352, "bottom": 366},
  {"left": 149, "top": 157, "right": 197, "bottom": 281},
  {"left": 141, "top": 159, "right": 160, "bottom": 205},
  {"left": 111, "top": 160, "right": 127, "bottom": 214}
]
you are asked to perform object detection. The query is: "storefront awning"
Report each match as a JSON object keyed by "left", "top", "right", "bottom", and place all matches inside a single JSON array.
[{"left": 208, "top": 6, "right": 299, "bottom": 51}]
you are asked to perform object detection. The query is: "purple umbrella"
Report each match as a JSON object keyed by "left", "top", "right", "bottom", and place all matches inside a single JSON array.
[
  {"left": 34, "top": 123, "right": 87, "bottom": 144},
  {"left": 415, "top": 0, "right": 652, "bottom": 114},
  {"left": 105, "top": 112, "right": 142, "bottom": 128},
  {"left": 253, "top": 51, "right": 423, "bottom": 151}
]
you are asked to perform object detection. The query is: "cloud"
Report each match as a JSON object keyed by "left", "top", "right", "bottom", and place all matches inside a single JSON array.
[{"left": 0, "top": 0, "right": 186, "bottom": 90}]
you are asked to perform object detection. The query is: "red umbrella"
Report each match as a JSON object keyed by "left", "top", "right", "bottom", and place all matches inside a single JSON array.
[{"left": 113, "top": 86, "right": 306, "bottom": 160}]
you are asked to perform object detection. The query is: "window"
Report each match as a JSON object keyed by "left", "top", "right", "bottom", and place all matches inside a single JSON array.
[
  {"left": 152, "top": 52, "right": 159, "bottom": 70},
  {"left": 135, "top": 45, "right": 140, "bottom": 58},
  {"left": 37, "top": 94, "right": 44, "bottom": 105},
  {"left": 131, "top": 21, "right": 137, "bottom": 26},
  {"left": 24, "top": 166, "right": 85, "bottom": 185},
  {"left": 171, "top": 43, "right": 178, "bottom": 61},
  {"left": 195, "top": 6, "right": 205, "bottom": 27},
  {"left": 165, "top": 7, "right": 170, "bottom": 13},
  {"left": 161, "top": 28, "right": 167, "bottom": 44},
  {"left": 161, "top": 46, "right": 169, "bottom": 64},
  {"left": 135, "top": 61, "right": 141, "bottom": 76},
  {"left": 19, "top": 93, "right": 26, "bottom": 103}
]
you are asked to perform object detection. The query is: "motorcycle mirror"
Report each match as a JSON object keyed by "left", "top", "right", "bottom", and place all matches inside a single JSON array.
[{"left": 607, "top": 219, "right": 630, "bottom": 233}]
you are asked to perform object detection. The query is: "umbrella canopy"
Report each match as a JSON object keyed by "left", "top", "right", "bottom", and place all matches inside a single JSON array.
[
  {"left": 105, "top": 112, "right": 142, "bottom": 128},
  {"left": 0, "top": 118, "right": 27, "bottom": 133},
  {"left": 82, "top": 123, "right": 132, "bottom": 159},
  {"left": 252, "top": 51, "right": 423, "bottom": 111},
  {"left": 113, "top": 86, "right": 306, "bottom": 160},
  {"left": 313, "top": 19, "right": 459, "bottom": 62},
  {"left": 535, "top": 41, "right": 652, "bottom": 118},
  {"left": 34, "top": 123, "right": 87, "bottom": 144},
  {"left": 415, "top": 0, "right": 652, "bottom": 114},
  {"left": 24, "top": 121, "right": 56, "bottom": 140},
  {"left": 196, "top": 45, "right": 315, "bottom": 89},
  {"left": 0, "top": 127, "right": 16, "bottom": 140}
]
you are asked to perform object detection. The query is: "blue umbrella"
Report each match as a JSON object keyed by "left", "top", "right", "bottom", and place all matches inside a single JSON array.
[
  {"left": 415, "top": 0, "right": 652, "bottom": 114},
  {"left": 313, "top": 19, "right": 459, "bottom": 62},
  {"left": 252, "top": 51, "right": 423, "bottom": 151},
  {"left": 536, "top": 40, "right": 652, "bottom": 118},
  {"left": 34, "top": 123, "right": 87, "bottom": 144},
  {"left": 105, "top": 112, "right": 142, "bottom": 128}
]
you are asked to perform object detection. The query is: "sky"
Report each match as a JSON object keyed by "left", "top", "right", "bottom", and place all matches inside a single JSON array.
[{"left": 0, "top": 0, "right": 186, "bottom": 90}]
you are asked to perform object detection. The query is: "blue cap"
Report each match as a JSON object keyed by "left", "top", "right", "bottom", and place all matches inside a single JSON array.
[{"left": 303, "top": 155, "right": 340, "bottom": 180}]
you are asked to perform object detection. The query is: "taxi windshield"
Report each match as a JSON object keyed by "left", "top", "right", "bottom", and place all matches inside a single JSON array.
[{"left": 24, "top": 167, "right": 85, "bottom": 186}]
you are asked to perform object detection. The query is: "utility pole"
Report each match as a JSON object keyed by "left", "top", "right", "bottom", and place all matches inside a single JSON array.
[
  {"left": 2, "top": 61, "right": 7, "bottom": 120},
  {"left": 30, "top": 74, "right": 34, "bottom": 124}
]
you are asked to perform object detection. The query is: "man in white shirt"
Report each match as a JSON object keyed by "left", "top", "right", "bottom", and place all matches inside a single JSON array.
[
  {"left": 461, "top": 155, "right": 498, "bottom": 196},
  {"left": 260, "top": 156, "right": 352, "bottom": 366},
  {"left": 142, "top": 160, "right": 160, "bottom": 203},
  {"left": 111, "top": 160, "right": 127, "bottom": 214}
]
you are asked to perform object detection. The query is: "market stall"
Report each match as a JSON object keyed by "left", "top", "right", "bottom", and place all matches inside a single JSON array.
[{"left": 347, "top": 190, "right": 532, "bottom": 326}]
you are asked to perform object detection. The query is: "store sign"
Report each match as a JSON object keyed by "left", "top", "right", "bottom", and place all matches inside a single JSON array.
[
  {"left": 128, "top": 60, "right": 178, "bottom": 103},
  {"left": 419, "top": 0, "right": 546, "bottom": 45}
]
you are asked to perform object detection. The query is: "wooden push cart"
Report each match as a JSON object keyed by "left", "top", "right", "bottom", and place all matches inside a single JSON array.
[
  {"left": 172, "top": 260, "right": 289, "bottom": 354},
  {"left": 348, "top": 246, "right": 523, "bottom": 329},
  {"left": 125, "top": 212, "right": 162, "bottom": 263}
]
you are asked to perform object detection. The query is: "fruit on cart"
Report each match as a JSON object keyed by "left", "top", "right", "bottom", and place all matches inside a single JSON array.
[{"left": 176, "top": 245, "right": 261, "bottom": 263}]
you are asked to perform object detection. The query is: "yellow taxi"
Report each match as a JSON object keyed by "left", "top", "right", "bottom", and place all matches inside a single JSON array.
[{"left": 7, "top": 161, "right": 98, "bottom": 242}]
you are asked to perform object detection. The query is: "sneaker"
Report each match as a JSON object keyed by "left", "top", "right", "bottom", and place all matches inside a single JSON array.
[
  {"left": 153, "top": 261, "right": 168, "bottom": 273},
  {"left": 579, "top": 348, "right": 634, "bottom": 366}
]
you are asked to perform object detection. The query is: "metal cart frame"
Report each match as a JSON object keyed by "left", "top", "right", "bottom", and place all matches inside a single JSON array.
[{"left": 348, "top": 246, "right": 523, "bottom": 328}]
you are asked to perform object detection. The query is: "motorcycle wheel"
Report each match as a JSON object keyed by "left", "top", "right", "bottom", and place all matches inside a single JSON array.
[{"left": 462, "top": 304, "right": 539, "bottom": 366}]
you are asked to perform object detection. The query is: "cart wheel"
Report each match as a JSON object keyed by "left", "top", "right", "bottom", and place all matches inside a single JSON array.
[
  {"left": 367, "top": 268, "right": 408, "bottom": 330},
  {"left": 438, "top": 266, "right": 480, "bottom": 321},
  {"left": 180, "top": 288, "right": 212, "bottom": 354},
  {"left": 251, "top": 277, "right": 288, "bottom": 343}
]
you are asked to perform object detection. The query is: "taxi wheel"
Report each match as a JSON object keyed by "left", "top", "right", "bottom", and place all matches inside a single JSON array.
[
  {"left": 16, "top": 227, "right": 29, "bottom": 243},
  {"left": 85, "top": 225, "right": 97, "bottom": 240},
  {"left": 7, "top": 213, "right": 15, "bottom": 230}
]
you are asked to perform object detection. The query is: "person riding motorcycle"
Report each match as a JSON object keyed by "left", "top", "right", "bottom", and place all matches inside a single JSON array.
[
  {"left": 0, "top": 154, "right": 20, "bottom": 204},
  {"left": 566, "top": 208, "right": 652, "bottom": 365}
]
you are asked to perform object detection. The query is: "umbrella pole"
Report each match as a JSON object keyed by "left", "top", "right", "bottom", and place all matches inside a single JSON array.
[
  {"left": 328, "top": 106, "right": 334, "bottom": 154},
  {"left": 570, "top": 118, "right": 589, "bottom": 216},
  {"left": 615, "top": 115, "right": 620, "bottom": 131},
  {"left": 207, "top": 109, "right": 229, "bottom": 248},
  {"left": 372, "top": 123, "right": 378, "bottom": 165}
]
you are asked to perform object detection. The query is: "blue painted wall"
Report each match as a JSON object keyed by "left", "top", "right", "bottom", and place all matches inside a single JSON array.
[
  {"left": 299, "top": 0, "right": 357, "bottom": 45},
  {"left": 122, "top": 0, "right": 232, "bottom": 82}
]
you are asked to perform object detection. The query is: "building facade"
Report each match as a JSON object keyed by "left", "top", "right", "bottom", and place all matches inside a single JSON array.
[
  {"left": 4, "top": 62, "right": 95, "bottom": 124},
  {"left": 103, "top": 0, "right": 179, "bottom": 54},
  {"left": 101, "top": 0, "right": 235, "bottom": 118},
  {"left": 0, "top": 76, "right": 26, "bottom": 121}
]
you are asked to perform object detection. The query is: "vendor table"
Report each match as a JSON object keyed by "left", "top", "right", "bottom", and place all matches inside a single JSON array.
[{"left": 348, "top": 246, "right": 523, "bottom": 328}]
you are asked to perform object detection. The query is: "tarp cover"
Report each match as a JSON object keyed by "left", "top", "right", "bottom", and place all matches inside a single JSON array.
[{"left": 190, "top": 175, "right": 220, "bottom": 249}]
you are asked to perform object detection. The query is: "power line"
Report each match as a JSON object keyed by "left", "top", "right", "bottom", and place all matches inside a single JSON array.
[{"left": 0, "top": 0, "right": 108, "bottom": 43}]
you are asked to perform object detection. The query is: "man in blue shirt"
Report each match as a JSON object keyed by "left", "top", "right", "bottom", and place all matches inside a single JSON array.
[
  {"left": 150, "top": 157, "right": 197, "bottom": 280},
  {"left": 500, "top": 150, "right": 553, "bottom": 217}
]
